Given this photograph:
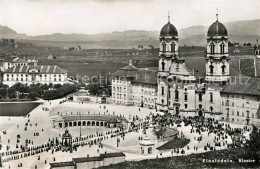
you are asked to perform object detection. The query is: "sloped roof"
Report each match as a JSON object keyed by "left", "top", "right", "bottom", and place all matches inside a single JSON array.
[
  {"left": 99, "top": 152, "right": 125, "bottom": 158},
  {"left": 4, "top": 65, "right": 68, "bottom": 74},
  {"left": 73, "top": 156, "right": 102, "bottom": 163},
  {"left": 240, "top": 58, "right": 255, "bottom": 77},
  {"left": 50, "top": 161, "right": 75, "bottom": 167},
  {"left": 3, "top": 56, "right": 17, "bottom": 62},
  {"left": 132, "top": 69, "right": 158, "bottom": 85},
  {"left": 185, "top": 56, "right": 241, "bottom": 78},
  {"left": 221, "top": 77, "right": 260, "bottom": 96},
  {"left": 238, "top": 56, "right": 260, "bottom": 78},
  {"left": 112, "top": 69, "right": 137, "bottom": 78},
  {"left": 13, "top": 57, "right": 27, "bottom": 63},
  {"left": 119, "top": 64, "right": 137, "bottom": 71},
  {"left": 107, "top": 116, "right": 121, "bottom": 123},
  {"left": 62, "top": 115, "right": 116, "bottom": 122}
]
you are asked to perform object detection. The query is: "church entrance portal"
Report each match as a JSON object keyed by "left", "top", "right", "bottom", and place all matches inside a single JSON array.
[{"left": 198, "top": 110, "right": 203, "bottom": 116}]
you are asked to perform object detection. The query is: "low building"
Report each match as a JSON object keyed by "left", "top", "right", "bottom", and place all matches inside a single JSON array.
[
  {"left": 73, "top": 156, "right": 103, "bottom": 169},
  {"left": 52, "top": 114, "right": 129, "bottom": 129},
  {"left": 99, "top": 152, "right": 126, "bottom": 167},
  {"left": 50, "top": 152, "right": 125, "bottom": 169},
  {"left": 140, "top": 136, "right": 155, "bottom": 155},
  {"left": 111, "top": 60, "right": 158, "bottom": 109},
  {"left": 1, "top": 56, "right": 38, "bottom": 71},
  {"left": 220, "top": 77, "right": 260, "bottom": 125},
  {"left": 48, "top": 54, "right": 56, "bottom": 60},
  {"left": 2, "top": 65, "right": 68, "bottom": 87},
  {"left": 50, "top": 161, "right": 75, "bottom": 169}
]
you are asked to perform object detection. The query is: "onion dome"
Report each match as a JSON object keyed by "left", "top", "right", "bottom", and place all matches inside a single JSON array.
[
  {"left": 207, "top": 14, "right": 228, "bottom": 36},
  {"left": 160, "top": 22, "right": 178, "bottom": 37}
]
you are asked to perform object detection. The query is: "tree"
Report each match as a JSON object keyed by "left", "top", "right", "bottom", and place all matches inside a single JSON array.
[
  {"left": 28, "top": 91, "right": 40, "bottom": 100},
  {"left": 247, "top": 125, "right": 260, "bottom": 164},
  {"left": 54, "top": 84, "right": 62, "bottom": 89}
]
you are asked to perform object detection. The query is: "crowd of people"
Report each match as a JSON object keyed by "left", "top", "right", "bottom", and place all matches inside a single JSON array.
[{"left": 151, "top": 113, "right": 251, "bottom": 155}]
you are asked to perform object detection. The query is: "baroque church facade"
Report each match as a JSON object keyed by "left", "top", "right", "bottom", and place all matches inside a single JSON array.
[{"left": 112, "top": 15, "right": 260, "bottom": 126}]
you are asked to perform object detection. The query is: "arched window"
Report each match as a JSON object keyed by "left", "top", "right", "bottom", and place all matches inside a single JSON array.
[
  {"left": 184, "top": 104, "right": 188, "bottom": 109},
  {"left": 210, "top": 43, "right": 215, "bottom": 54},
  {"left": 209, "top": 65, "right": 214, "bottom": 74},
  {"left": 221, "top": 65, "right": 226, "bottom": 74},
  {"left": 220, "top": 43, "right": 225, "bottom": 54},
  {"left": 171, "top": 43, "right": 175, "bottom": 52},
  {"left": 175, "top": 90, "right": 179, "bottom": 100},
  {"left": 210, "top": 93, "right": 213, "bottom": 102},
  {"left": 246, "top": 111, "right": 250, "bottom": 117},
  {"left": 161, "top": 60, "right": 165, "bottom": 71},
  {"left": 161, "top": 86, "right": 164, "bottom": 96},
  {"left": 184, "top": 94, "right": 188, "bottom": 101},
  {"left": 210, "top": 106, "right": 213, "bottom": 112},
  {"left": 161, "top": 99, "right": 164, "bottom": 104},
  {"left": 199, "top": 94, "right": 202, "bottom": 101},
  {"left": 162, "top": 42, "right": 166, "bottom": 53}
]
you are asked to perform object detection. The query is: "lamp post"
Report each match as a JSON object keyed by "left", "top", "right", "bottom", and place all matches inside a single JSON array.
[
  {"left": 79, "top": 112, "right": 82, "bottom": 139},
  {"left": 115, "top": 118, "right": 121, "bottom": 147}
]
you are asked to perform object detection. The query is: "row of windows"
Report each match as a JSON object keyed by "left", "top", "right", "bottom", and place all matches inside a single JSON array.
[
  {"left": 230, "top": 111, "right": 255, "bottom": 118},
  {"left": 162, "top": 90, "right": 214, "bottom": 103},
  {"left": 208, "top": 64, "right": 226, "bottom": 74},
  {"left": 226, "top": 95, "right": 260, "bottom": 101},
  {"left": 224, "top": 100, "right": 252, "bottom": 107},
  {"left": 162, "top": 42, "right": 176, "bottom": 53},
  {"left": 209, "top": 43, "right": 226, "bottom": 54},
  {"left": 6, "top": 78, "right": 62, "bottom": 82},
  {"left": 6, "top": 74, "right": 62, "bottom": 77}
]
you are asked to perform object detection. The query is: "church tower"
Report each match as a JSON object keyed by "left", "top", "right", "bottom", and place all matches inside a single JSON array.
[
  {"left": 157, "top": 14, "right": 179, "bottom": 112},
  {"left": 205, "top": 13, "right": 230, "bottom": 82},
  {"left": 254, "top": 39, "right": 260, "bottom": 59}
]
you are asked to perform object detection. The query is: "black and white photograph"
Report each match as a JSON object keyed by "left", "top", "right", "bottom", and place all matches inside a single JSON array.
[{"left": 0, "top": 0, "right": 260, "bottom": 168}]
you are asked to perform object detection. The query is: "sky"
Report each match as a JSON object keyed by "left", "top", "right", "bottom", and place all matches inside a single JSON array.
[{"left": 0, "top": 0, "right": 259, "bottom": 36}]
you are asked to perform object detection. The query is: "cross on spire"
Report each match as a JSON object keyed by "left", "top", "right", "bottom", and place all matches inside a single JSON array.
[
  {"left": 168, "top": 11, "right": 170, "bottom": 22},
  {"left": 216, "top": 8, "right": 218, "bottom": 21}
]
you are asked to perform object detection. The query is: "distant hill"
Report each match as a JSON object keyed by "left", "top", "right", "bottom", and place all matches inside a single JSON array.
[
  {"left": 178, "top": 19, "right": 260, "bottom": 46},
  {"left": 0, "top": 19, "right": 259, "bottom": 47},
  {"left": 0, "top": 25, "right": 27, "bottom": 39}
]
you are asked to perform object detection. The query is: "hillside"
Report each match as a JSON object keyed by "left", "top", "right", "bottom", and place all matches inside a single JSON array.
[
  {"left": 0, "top": 19, "right": 259, "bottom": 48},
  {"left": 100, "top": 148, "right": 258, "bottom": 169}
]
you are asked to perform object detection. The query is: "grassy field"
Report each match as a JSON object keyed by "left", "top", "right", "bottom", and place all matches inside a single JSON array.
[
  {"left": 157, "top": 138, "right": 190, "bottom": 150},
  {"left": 101, "top": 148, "right": 258, "bottom": 169},
  {"left": 0, "top": 102, "right": 40, "bottom": 116},
  {"left": 0, "top": 41, "right": 255, "bottom": 78}
]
